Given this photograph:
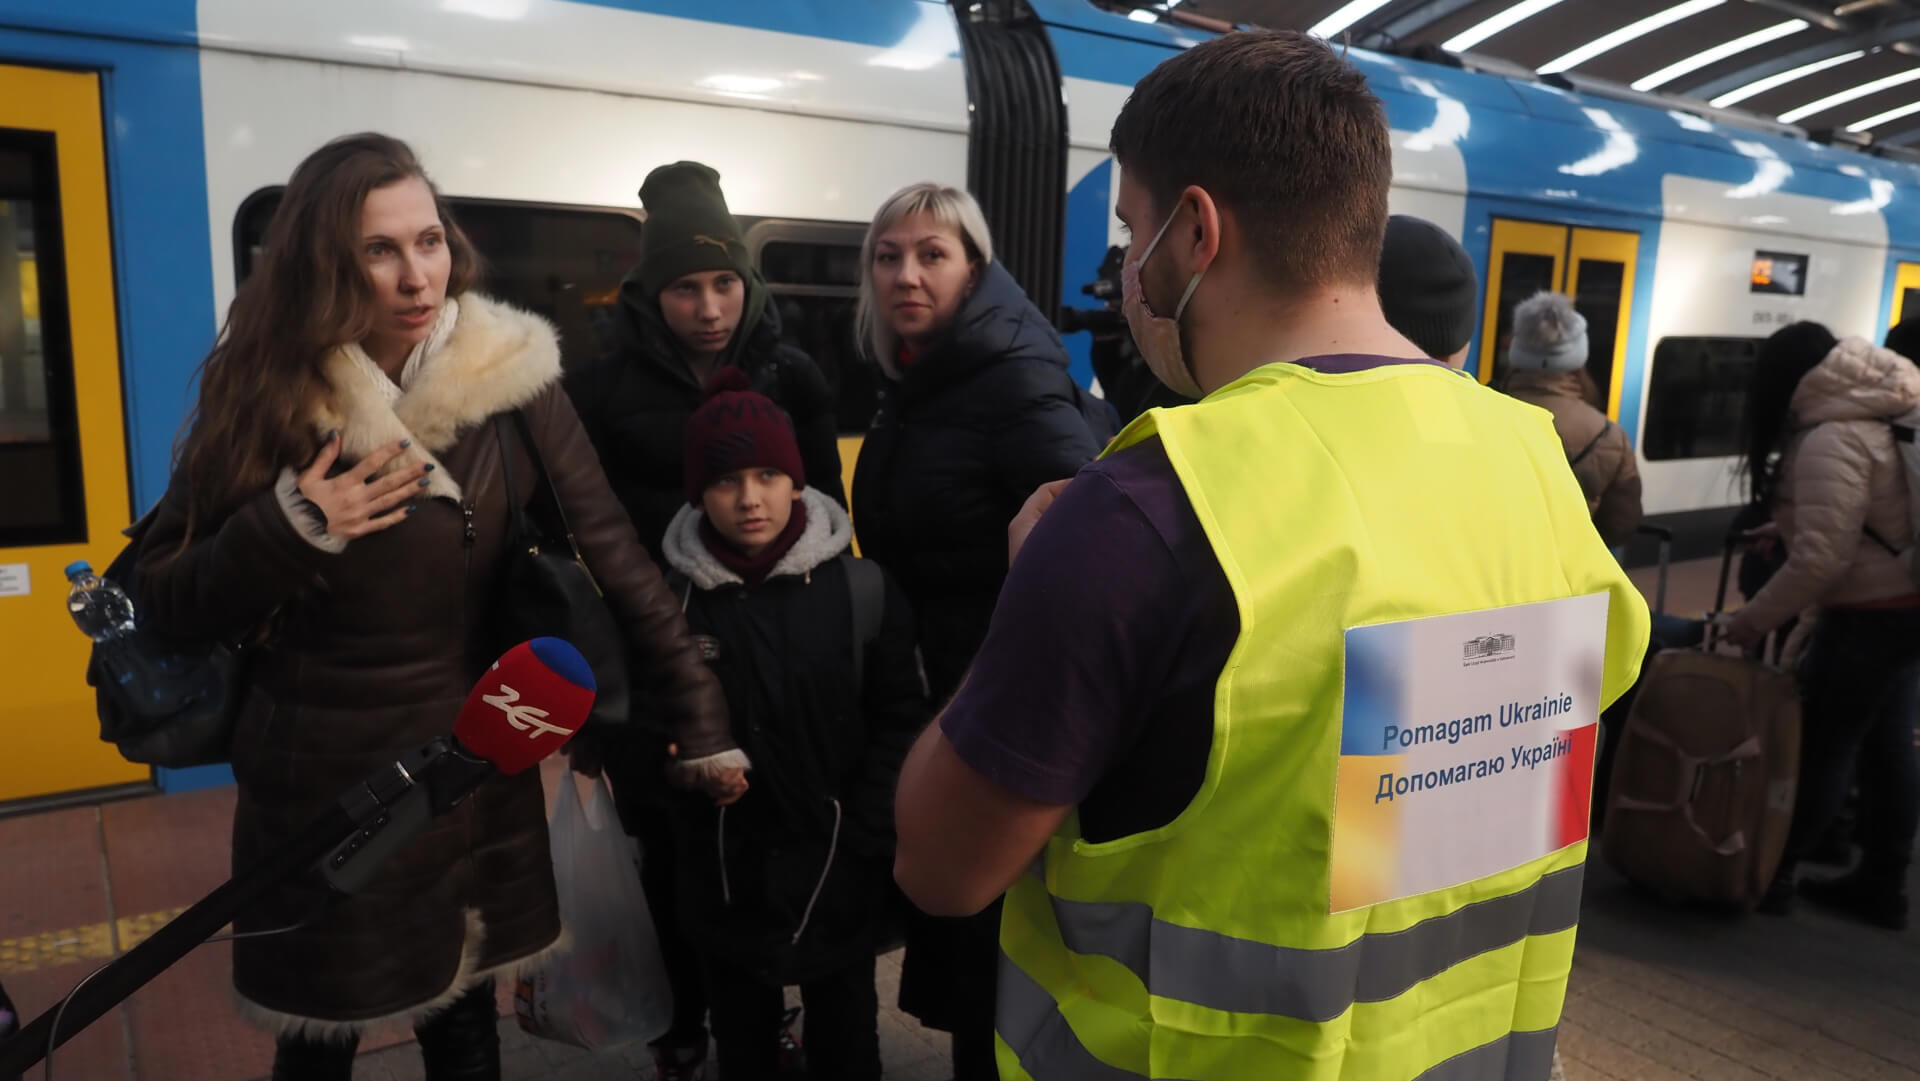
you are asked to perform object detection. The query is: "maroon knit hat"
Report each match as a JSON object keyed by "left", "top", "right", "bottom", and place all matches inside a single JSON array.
[{"left": 683, "top": 368, "right": 806, "bottom": 504}]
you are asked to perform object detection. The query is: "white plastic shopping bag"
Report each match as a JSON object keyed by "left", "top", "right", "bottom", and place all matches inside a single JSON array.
[{"left": 514, "top": 772, "right": 673, "bottom": 1050}]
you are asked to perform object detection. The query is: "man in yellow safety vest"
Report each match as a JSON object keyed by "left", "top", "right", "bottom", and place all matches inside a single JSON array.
[{"left": 893, "top": 28, "right": 1650, "bottom": 1081}]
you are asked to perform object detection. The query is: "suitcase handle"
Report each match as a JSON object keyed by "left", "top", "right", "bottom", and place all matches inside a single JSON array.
[
  {"left": 1700, "top": 614, "right": 1786, "bottom": 667},
  {"left": 1709, "top": 524, "right": 1790, "bottom": 666},
  {"left": 1612, "top": 724, "right": 1763, "bottom": 856}
]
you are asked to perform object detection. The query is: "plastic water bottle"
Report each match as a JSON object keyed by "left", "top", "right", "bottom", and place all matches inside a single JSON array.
[{"left": 65, "top": 561, "right": 137, "bottom": 642}]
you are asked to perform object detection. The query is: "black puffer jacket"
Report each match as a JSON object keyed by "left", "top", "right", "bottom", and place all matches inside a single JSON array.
[
  {"left": 852, "top": 261, "right": 1108, "bottom": 697},
  {"left": 660, "top": 490, "right": 929, "bottom": 984},
  {"left": 565, "top": 270, "right": 846, "bottom": 563}
]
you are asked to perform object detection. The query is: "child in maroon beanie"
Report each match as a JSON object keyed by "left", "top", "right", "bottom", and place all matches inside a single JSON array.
[{"left": 661, "top": 370, "right": 929, "bottom": 1080}]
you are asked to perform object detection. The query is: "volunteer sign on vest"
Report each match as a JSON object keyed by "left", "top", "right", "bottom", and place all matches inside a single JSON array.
[{"left": 1332, "top": 592, "right": 1609, "bottom": 912}]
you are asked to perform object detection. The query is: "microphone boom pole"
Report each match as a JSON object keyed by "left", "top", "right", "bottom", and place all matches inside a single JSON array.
[
  {"left": 0, "top": 796, "right": 363, "bottom": 1076},
  {"left": 0, "top": 636, "right": 593, "bottom": 1076}
]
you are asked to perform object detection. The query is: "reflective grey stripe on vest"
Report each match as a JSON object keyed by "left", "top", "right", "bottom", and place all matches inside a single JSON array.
[
  {"left": 1044, "top": 863, "right": 1584, "bottom": 1023},
  {"left": 1000, "top": 955, "right": 1562, "bottom": 1081},
  {"left": 998, "top": 960, "right": 1141, "bottom": 1081}
]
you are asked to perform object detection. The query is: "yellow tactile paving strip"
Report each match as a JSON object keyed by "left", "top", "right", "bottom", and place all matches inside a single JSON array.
[{"left": 0, "top": 905, "right": 189, "bottom": 974}]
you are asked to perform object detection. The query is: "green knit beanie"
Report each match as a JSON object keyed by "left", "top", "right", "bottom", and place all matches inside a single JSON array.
[{"left": 637, "top": 161, "right": 750, "bottom": 298}]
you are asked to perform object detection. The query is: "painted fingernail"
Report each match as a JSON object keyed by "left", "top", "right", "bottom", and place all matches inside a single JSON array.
[
  {"left": 423, "top": 463, "right": 435, "bottom": 472},
  {"left": 399, "top": 439, "right": 412, "bottom": 449},
  {"left": 418, "top": 477, "right": 431, "bottom": 488},
  {"left": 326, "top": 429, "right": 339, "bottom": 442},
  {"left": 406, "top": 503, "right": 419, "bottom": 515}
]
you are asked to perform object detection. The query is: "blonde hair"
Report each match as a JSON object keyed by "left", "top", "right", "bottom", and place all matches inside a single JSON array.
[{"left": 855, "top": 182, "right": 996, "bottom": 365}]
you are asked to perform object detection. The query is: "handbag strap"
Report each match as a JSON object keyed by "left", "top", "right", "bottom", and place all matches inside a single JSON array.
[
  {"left": 1568, "top": 420, "right": 1614, "bottom": 468},
  {"left": 491, "top": 413, "right": 534, "bottom": 544},
  {"left": 492, "top": 410, "right": 594, "bottom": 574}
]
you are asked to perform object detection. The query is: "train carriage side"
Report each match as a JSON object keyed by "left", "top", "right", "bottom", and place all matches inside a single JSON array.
[
  {"left": 1039, "top": 0, "right": 1920, "bottom": 564},
  {"left": 9, "top": 0, "right": 1920, "bottom": 809}
]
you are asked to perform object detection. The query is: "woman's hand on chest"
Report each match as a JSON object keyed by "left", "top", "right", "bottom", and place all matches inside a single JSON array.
[{"left": 299, "top": 434, "right": 432, "bottom": 541}]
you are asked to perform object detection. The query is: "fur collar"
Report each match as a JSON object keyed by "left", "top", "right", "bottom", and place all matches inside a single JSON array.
[
  {"left": 662, "top": 488, "right": 853, "bottom": 590},
  {"left": 309, "top": 293, "right": 561, "bottom": 502}
]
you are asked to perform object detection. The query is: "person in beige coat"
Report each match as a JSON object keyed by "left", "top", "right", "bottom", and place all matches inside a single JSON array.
[
  {"left": 1724, "top": 321, "right": 1920, "bottom": 931},
  {"left": 1501, "top": 291, "right": 1644, "bottom": 547}
]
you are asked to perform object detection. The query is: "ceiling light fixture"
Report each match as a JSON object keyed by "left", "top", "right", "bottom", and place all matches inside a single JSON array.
[
  {"left": 1710, "top": 50, "right": 1865, "bottom": 108},
  {"left": 1309, "top": 0, "right": 1397, "bottom": 38},
  {"left": 1847, "top": 98, "right": 1920, "bottom": 132},
  {"left": 1779, "top": 67, "right": 1920, "bottom": 124},
  {"left": 1539, "top": 0, "right": 1726, "bottom": 76},
  {"left": 1631, "top": 19, "right": 1808, "bottom": 91},
  {"left": 1441, "top": 0, "right": 1568, "bottom": 54}
]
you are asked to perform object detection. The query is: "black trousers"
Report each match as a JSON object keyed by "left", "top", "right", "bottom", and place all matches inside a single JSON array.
[
  {"left": 607, "top": 744, "right": 710, "bottom": 1055},
  {"left": 704, "top": 954, "right": 879, "bottom": 1081},
  {"left": 634, "top": 799, "right": 712, "bottom": 1052},
  {"left": 899, "top": 903, "right": 1000, "bottom": 1081},
  {"left": 269, "top": 979, "right": 499, "bottom": 1081},
  {"left": 1781, "top": 607, "right": 1920, "bottom": 881}
]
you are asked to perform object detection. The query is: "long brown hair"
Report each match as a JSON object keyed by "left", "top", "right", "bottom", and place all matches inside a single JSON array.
[{"left": 172, "top": 133, "right": 480, "bottom": 540}]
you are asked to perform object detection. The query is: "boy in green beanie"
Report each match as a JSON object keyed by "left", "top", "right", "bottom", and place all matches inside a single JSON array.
[
  {"left": 569, "top": 161, "right": 844, "bottom": 557},
  {"left": 562, "top": 161, "right": 848, "bottom": 1081}
]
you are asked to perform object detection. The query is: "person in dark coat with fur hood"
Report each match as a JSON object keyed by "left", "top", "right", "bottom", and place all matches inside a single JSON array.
[
  {"left": 130, "top": 134, "right": 736, "bottom": 1081},
  {"left": 661, "top": 371, "right": 929, "bottom": 1081},
  {"left": 563, "top": 161, "right": 850, "bottom": 1080},
  {"left": 850, "top": 181, "right": 1109, "bottom": 1080}
]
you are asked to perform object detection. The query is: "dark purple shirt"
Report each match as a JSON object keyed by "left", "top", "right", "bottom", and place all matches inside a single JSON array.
[
  {"left": 940, "top": 435, "right": 1235, "bottom": 841},
  {"left": 940, "top": 355, "right": 1447, "bottom": 840}
]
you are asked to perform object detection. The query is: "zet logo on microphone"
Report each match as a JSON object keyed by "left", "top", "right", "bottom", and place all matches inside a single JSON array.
[{"left": 482, "top": 684, "right": 576, "bottom": 740}]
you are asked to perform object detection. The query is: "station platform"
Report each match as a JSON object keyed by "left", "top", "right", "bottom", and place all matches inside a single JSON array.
[{"left": 1, "top": 556, "right": 1914, "bottom": 1080}]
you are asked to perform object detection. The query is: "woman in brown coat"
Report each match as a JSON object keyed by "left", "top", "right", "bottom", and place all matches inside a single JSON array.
[
  {"left": 136, "top": 134, "right": 739, "bottom": 1081},
  {"left": 1725, "top": 322, "right": 1920, "bottom": 931},
  {"left": 1500, "top": 291, "right": 1644, "bottom": 548}
]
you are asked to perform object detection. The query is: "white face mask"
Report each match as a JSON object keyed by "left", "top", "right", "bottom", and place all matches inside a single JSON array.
[{"left": 1121, "top": 204, "right": 1208, "bottom": 401}]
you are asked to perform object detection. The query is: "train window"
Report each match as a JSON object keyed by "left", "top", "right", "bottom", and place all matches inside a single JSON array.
[
  {"left": 232, "top": 190, "right": 645, "bottom": 372},
  {"left": 1571, "top": 258, "right": 1625, "bottom": 412},
  {"left": 743, "top": 220, "right": 875, "bottom": 434},
  {"left": 233, "top": 188, "right": 274, "bottom": 284},
  {"left": 760, "top": 240, "right": 861, "bottom": 289},
  {"left": 1488, "top": 252, "right": 1558, "bottom": 387},
  {"left": 1750, "top": 251, "right": 1807, "bottom": 296},
  {"left": 1642, "top": 337, "right": 1759, "bottom": 461},
  {"left": 0, "top": 130, "right": 85, "bottom": 546},
  {"left": 450, "top": 200, "right": 643, "bottom": 367},
  {"left": 1901, "top": 287, "right": 1920, "bottom": 325}
]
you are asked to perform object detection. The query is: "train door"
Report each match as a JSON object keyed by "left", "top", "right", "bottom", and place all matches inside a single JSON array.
[
  {"left": 1891, "top": 261, "right": 1920, "bottom": 326},
  {"left": 0, "top": 65, "right": 148, "bottom": 806},
  {"left": 1480, "top": 218, "right": 1639, "bottom": 420}
]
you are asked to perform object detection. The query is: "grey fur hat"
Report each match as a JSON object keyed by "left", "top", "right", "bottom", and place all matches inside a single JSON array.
[{"left": 1508, "top": 291, "right": 1588, "bottom": 372}]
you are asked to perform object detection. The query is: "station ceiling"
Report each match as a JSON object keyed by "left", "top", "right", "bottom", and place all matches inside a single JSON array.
[{"left": 1104, "top": 1, "right": 1920, "bottom": 148}]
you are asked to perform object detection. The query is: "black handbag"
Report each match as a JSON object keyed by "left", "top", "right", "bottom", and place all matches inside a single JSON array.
[
  {"left": 83, "top": 500, "right": 245, "bottom": 769},
  {"left": 491, "top": 410, "right": 631, "bottom": 729}
]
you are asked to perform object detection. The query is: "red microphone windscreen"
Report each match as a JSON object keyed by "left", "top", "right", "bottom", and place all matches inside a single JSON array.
[{"left": 453, "top": 638, "right": 597, "bottom": 774}]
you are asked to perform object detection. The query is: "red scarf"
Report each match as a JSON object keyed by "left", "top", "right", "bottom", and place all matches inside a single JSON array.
[{"left": 698, "top": 499, "right": 809, "bottom": 586}]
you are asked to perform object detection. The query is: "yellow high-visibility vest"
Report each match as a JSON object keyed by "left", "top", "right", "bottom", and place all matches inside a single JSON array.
[{"left": 997, "top": 358, "right": 1650, "bottom": 1081}]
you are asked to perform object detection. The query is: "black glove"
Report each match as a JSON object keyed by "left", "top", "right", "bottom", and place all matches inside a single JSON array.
[{"left": 565, "top": 724, "right": 609, "bottom": 779}]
